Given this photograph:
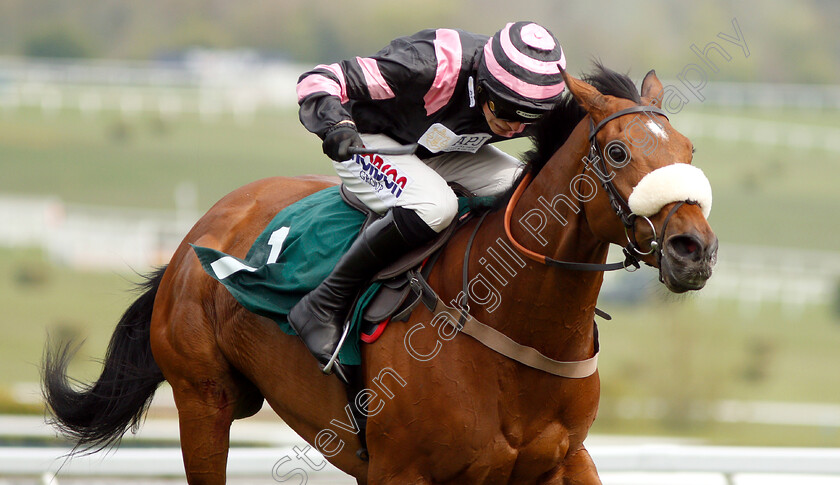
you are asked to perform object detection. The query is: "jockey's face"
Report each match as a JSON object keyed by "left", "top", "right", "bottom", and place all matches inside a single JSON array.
[{"left": 482, "top": 102, "right": 528, "bottom": 138}]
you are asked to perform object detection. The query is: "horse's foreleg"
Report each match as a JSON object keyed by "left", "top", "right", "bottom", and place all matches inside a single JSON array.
[{"left": 540, "top": 446, "right": 601, "bottom": 485}]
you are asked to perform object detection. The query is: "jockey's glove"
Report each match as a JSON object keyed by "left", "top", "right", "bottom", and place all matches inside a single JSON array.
[{"left": 323, "top": 121, "right": 363, "bottom": 161}]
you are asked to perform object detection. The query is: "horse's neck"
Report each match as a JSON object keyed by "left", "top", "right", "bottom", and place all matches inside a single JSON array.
[
  {"left": 471, "top": 121, "right": 606, "bottom": 362},
  {"left": 515, "top": 120, "right": 604, "bottom": 263}
]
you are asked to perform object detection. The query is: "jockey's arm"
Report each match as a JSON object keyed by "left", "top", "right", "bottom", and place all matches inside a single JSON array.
[{"left": 296, "top": 35, "right": 432, "bottom": 139}]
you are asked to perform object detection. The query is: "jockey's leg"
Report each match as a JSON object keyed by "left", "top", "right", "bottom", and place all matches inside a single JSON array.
[
  {"left": 287, "top": 134, "right": 455, "bottom": 383},
  {"left": 424, "top": 143, "right": 525, "bottom": 197}
]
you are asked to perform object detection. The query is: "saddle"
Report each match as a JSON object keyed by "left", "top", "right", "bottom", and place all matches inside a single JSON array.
[{"left": 339, "top": 184, "right": 473, "bottom": 341}]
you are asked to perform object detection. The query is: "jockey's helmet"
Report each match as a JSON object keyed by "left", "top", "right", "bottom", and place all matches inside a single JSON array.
[{"left": 477, "top": 21, "right": 566, "bottom": 123}]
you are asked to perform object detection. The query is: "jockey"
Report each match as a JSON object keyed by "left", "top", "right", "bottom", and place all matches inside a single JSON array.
[{"left": 289, "top": 21, "right": 567, "bottom": 382}]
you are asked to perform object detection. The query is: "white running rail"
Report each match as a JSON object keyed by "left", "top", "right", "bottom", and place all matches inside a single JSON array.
[{"left": 2, "top": 445, "right": 839, "bottom": 483}]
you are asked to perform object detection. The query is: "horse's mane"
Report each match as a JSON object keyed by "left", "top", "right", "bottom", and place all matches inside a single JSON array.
[
  {"left": 482, "top": 61, "right": 642, "bottom": 212},
  {"left": 521, "top": 61, "right": 642, "bottom": 175}
]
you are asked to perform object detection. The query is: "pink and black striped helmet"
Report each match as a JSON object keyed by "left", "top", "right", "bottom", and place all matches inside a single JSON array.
[{"left": 477, "top": 21, "right": 566, "bottom": 122}]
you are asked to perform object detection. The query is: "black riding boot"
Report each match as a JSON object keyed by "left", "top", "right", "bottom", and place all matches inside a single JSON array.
[{"left": 287, "top": 208, "right": 436, "bottom": 384}]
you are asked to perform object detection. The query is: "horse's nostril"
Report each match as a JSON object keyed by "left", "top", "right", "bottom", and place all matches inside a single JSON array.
[{"left": 669, "top": 235, "right": 702, "bottom": 262}]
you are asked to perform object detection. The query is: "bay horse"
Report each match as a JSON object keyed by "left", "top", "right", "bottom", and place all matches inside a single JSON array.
[{"left": 43, "top": 65, "right": 717, "bottom": 484}]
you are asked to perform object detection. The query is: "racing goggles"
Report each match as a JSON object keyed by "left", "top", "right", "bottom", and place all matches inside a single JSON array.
[{"left": 486, "top": 93, "right": 546, "bottom": 124}]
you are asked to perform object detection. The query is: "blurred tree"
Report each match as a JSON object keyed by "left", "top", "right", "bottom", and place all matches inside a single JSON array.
[
  {"left": 0, "top": 0, "right": 838, "bottom": 83},
  {"left": 23, "top": 26, "right": 94, "bottom": 58},
  {"left": 164, "top": 17, "right": 233, "bottom": 51}
]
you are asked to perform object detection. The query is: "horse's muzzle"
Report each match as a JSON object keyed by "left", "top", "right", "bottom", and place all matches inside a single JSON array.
[{"left": 660, "top": 231, "right": 719, "bottom": 293}]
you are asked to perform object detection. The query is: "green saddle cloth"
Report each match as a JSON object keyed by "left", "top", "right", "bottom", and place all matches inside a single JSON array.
[{"left": 192, "top": 185, "right": 493, "bottom": 365}]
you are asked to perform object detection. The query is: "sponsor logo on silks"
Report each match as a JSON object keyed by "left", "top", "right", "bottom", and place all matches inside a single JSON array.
[
  {"left": 352, "top": 153, "right": 411, "bottom": 199},
  {"left": 418, "top": 123, "right": 492, "bottom": 153}
]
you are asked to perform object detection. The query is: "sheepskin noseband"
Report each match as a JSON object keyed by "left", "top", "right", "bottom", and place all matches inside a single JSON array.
[{"left": 627, "top": 163, "right": 712, "bottom": 219}]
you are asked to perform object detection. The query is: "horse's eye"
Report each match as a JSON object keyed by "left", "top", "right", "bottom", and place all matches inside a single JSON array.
[{"left": 606, "top": 142, "right": 629, "bottom": 167}]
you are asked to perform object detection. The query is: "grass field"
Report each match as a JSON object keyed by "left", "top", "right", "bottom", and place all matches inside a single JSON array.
[
  {"left": 0, "top": 108, "right": 326, "bottom": 211},
  {"left": 2, "top": 104, "right": 840, "bottom": 446},
  {"left": 593, "top": 296, "right": 840, "bottom": 446},
  {"left": 2, "top": 104, "right": 839, "bottom": 249}
]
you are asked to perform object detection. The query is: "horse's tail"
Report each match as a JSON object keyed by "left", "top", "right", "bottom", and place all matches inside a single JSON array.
[{"left": 42, "top": 266, "right": 167, "bottom": 453}]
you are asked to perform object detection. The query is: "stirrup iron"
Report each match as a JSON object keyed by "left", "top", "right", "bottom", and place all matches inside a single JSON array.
[{"left": 322, "top": 320, "right": 351, "bottom": 375}]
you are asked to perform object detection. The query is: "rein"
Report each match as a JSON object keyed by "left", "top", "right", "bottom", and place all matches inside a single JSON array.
[
  {"left": 504, "top": 171, "right": 639, "bottom": 272},
  {"left": 409, "top": 105, "right": 697, "bottom": 380}
]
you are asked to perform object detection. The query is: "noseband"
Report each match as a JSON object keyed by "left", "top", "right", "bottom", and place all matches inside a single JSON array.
[{"left": 504, "top": 104, "right": 691, "bottom": 274}]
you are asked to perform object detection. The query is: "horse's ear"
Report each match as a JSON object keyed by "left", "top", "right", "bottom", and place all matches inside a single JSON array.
[
  {"left": 560, "top": 68, "right": 607, "bottom": 120},
  {"left": 641, "top": 69, "right": 664, "bottom": 108}
]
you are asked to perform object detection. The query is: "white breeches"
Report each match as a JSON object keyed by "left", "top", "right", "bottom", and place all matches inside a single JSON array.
[{"left": 332, "top": 133, "right": 525, "bottom": 232}]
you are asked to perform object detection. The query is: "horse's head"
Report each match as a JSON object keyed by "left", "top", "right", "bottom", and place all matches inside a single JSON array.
[{"left": 562, "top": 69, "right": 718, "bottom": 292}]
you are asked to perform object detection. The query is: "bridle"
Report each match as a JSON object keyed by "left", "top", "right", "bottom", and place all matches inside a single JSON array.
[
  {"left": 589, "top": 105, "right": 674, "bottom": 262},
  {"left": 443, "top": 105, "right": 691, "bottom": 378},
  {"left": 444, "top": 105, "right": 671, "bottom": 375},
  {"left": 504, "top": 104, "right": 694, "bottom": 275}
]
